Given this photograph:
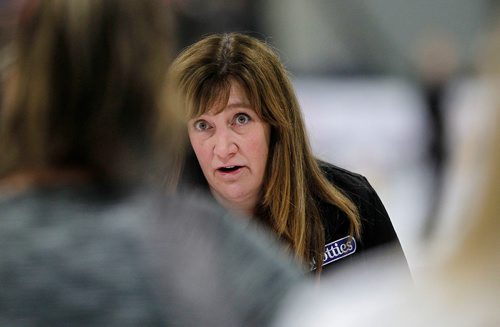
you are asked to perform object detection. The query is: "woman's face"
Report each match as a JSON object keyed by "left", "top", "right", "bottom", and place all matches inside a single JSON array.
[{"left": 188, "top": 79, "right": 271, "bottom": 215}]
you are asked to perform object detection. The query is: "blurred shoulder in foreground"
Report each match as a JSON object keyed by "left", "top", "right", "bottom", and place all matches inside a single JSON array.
[{"left": 0, "top": 184, "right": 301, "bottom": 326}]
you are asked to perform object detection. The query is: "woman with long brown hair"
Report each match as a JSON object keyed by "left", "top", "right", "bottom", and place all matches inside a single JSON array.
[{"left": 171, "top": 32, "right": 407, "bottom": 275}]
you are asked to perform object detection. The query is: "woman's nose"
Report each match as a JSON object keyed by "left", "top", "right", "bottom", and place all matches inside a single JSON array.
[{"left": 213, "top": 127, "right": 238, "bottom": 159}]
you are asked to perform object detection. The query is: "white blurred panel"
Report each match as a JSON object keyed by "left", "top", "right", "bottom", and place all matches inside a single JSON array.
[{"left": 294, "top": 78, "right": 427, "bottom": 172}]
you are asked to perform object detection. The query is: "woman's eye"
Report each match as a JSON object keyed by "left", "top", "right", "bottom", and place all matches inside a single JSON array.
[
  {"left": 193, "top": 120, "right": 210, "bottom": 131},
  {"left": 234, "top": 113, "right": 251, "bottom": 126}
]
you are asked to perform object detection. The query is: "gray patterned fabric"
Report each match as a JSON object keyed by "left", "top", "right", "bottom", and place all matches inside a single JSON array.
[{"left": 0, "top": 184, "right": 301, "bottom": 326}]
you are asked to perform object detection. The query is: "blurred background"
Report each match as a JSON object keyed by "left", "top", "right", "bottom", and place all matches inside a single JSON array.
[{"left": 1, "top": 0, "right": 498, "bottom": 278}]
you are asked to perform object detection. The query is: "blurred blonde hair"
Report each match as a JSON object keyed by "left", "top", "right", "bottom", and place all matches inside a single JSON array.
[{"left": 441, "top": 20, "right": 500, "bottom": 282}]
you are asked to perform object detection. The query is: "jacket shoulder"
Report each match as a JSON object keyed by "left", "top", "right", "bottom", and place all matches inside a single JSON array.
[
  {"left": 317, "top": 160, "right": 372, "bottom": 198},
  {"left": 316, "top": 159, "right": 399, "bottom": 247}
]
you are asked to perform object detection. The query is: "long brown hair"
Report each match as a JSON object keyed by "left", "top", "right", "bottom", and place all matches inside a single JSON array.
[
  {"left": 170, "top": 33, "right": 361, "bottom": 272},
  {"left": 0, "top": 0, "right": 182, "bottom": 185}
]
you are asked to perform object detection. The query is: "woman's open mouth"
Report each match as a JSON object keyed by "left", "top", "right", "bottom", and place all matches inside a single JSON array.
[{"left": 217, "top": 165, "right": 243, "bottom": 174}]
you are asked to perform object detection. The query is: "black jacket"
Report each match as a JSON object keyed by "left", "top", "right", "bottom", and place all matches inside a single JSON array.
[{"left": 315, "top": 161, "right": 407, "bottom": 274}]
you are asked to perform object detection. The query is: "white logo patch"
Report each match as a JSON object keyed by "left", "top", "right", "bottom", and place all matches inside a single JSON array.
[{"left": 310, "top": 235, "right": 357, "bottom": 270}]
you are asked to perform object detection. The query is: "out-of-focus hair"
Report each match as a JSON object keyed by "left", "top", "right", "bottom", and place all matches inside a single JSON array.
[
  {"left": 170, "top": 33, "right": 361, "bottom": 272},
  {"left": 442, "top": 20, "right": 500, "bottom": 280},
  {"left": 0, "top": 0, "right": 183, "bottom": 185},
  {"left": 445, "top": 104, "right": 499, "bottom": 275}
]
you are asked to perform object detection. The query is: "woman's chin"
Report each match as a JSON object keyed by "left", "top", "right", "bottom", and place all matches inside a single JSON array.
[{"left": 210, "top": 187, "right": 257, "bottom": 215}]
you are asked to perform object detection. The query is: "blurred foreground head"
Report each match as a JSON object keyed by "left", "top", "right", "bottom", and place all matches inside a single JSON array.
[
  {"left": 0, "top": 0, "right": 181, "bottom": 184},
  {"left": 0, "top": 2, "right": 302, "bottom": 326}
]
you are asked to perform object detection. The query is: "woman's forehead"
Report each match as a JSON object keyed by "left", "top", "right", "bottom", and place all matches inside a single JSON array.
[
  {"left": 226, "top": 80, "right": 251, "bottom": 107},
  {"left": 194, "top": 78, "right": 253, "bottom": 116}
]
